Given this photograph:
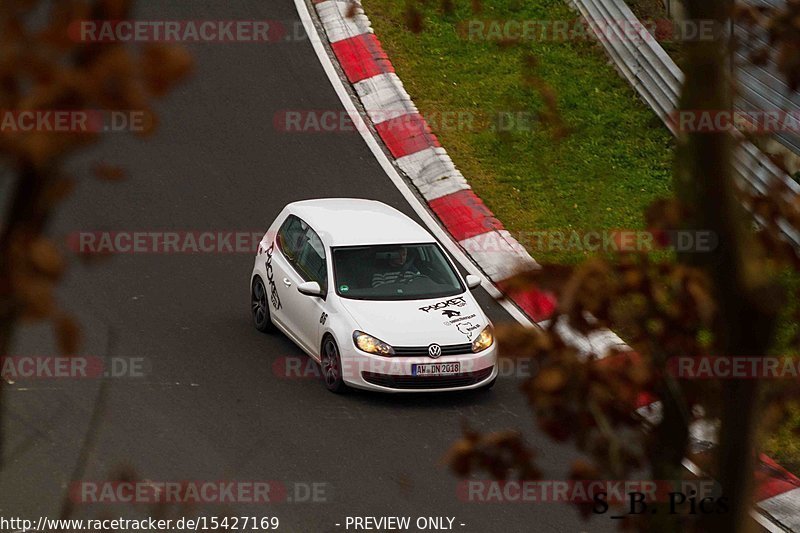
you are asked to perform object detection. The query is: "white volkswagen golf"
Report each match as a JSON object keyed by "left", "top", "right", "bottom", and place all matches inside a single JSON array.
[{"left": 250, "top": 198, "right": 497, "bottom": 393}]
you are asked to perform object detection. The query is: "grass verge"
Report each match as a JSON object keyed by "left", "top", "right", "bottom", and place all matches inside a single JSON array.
[{"left": 363, "top": 0, "right": 674, "bottom": 265}]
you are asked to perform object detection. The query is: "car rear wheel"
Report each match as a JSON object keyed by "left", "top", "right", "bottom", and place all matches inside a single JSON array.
[
  {"left": 251, "top": 277, "right": 275, "bottom": 333},
  {"left": 321, "top": 336, "right": 348, "bottom": 393}
]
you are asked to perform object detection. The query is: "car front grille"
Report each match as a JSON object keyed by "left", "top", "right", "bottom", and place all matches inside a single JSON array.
[
  {"left": 391, "top": 342, "right": 473, "bottom": 357},
  {"left": 361, "top": 366, "right": 494, "bottom": 390}
]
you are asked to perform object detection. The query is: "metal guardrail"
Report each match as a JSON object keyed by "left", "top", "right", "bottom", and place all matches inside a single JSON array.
[
  {"left": 735, "top": 0, "right": 800, "bottom": 154},
  {"left": 569, "top": 0, "right": 800, "bottom": 250}
]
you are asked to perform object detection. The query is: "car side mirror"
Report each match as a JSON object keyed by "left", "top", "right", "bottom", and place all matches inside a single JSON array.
[
  {"left": 297, "top": 281, "right": 324, "bottom": 297},
  {"left": 465, "top": 274, "right": 481, "bottom": 290}
]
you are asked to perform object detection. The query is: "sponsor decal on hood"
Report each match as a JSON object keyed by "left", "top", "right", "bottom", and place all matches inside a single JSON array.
[{"left": 418, "top": 296, "right": 467, "bottom": 313}]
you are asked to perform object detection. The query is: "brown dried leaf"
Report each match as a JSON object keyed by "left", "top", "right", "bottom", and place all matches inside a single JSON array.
[
  {"left": 569, "top": 458, "right": 600, "bottom": 480},
  {"left": 345, "top": 1, "right": 359, "bottom": 19},
  {"left": 54, "top": 313, "right": 81, "bottom": 355},
  {"left": 444, "top": 439, "right": 475, "bottom": 477},
  {"left": 28, "top": 237, "right": 64, "bottom": 278},
  {"left": 534, "top": 366, "right": 568, "bottom": 393},
  {"left": 16, "top": 276, "right": 56, "bottom": 319},
  {"left": 496, "top": 322, "right": 551, "bottom": 358},
  {"left": 92, "top": 162, "right": 127, "bottom": 181},
  {"left": 140, "top": 44, "right": 193, "bottom": 97},
  {"left": 41, "top": 176, "right": 76, "bottom": 209},
  {"left": 441, "top": 0, "right": 455, "bottom": 16},
  {"left": 404, "top": 4, "right": 424, "bottom": 33}
]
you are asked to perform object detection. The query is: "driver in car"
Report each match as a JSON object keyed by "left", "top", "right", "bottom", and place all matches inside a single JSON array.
[{"left": 371, "top": 246, "right": 420, "bottom": 288}]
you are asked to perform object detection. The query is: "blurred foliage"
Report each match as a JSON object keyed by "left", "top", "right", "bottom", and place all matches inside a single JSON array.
[
  {"left": 0, "top": 0, "right": 192, "bottom": 357},
  {"left": 370, "top": 0, "right": 800, "bottom": 530},
  {"left": 737, "top": 0, "right": 800, "bottom": 91}
]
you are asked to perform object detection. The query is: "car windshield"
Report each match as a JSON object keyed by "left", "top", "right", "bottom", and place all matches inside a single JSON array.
[{"left": 332, "top": 243, "right": 464, "bottom": 300}]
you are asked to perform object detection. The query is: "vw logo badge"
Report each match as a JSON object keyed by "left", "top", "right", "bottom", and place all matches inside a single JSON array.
[{"left": 427, "top": 344, "right": 442, "bottom": 359}]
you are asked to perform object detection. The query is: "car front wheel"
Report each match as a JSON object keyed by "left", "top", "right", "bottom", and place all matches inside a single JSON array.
[
  {"left": 321, "top": 336, "right": 348, "bottom": 394},
  {"left": 251, "top": 277, "right": 275, "bottom": 333}
]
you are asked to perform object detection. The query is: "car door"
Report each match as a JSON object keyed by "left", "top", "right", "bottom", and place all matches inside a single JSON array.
[
  {"left": 273, "top": 215, "right": 328, "bottom": 356},
  {"left": 289, "top": 225, "right": 329, "bottom": 354}
]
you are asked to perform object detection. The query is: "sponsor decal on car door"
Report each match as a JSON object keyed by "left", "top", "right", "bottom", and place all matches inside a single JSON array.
[
  {"left": 266, "top": 241, "right": 293, "bottom": 329},
  {"left": 265, "top": 242, "right": 282, "bottom": 311}
]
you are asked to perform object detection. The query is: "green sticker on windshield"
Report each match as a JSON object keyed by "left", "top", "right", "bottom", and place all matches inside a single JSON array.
[{"left": 340, "top": 285, "right": 349, "bottom": 292}]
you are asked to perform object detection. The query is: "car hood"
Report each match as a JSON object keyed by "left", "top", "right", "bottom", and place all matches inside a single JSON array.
[{"left": 339, "top": 293, "right": 488, "bottom": 346}]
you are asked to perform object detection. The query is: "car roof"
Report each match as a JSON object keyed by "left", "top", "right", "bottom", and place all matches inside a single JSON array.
[{"left": 285, "top": 198, "right": 436, "bottom": 247}]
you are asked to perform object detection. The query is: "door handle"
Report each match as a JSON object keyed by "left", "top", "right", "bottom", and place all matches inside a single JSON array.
[{"left": 283, "top": 278, "right": 292, "bottom": 287}]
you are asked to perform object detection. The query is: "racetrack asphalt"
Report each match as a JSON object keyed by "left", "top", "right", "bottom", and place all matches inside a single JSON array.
[{"left": 1, "top": 1, "right": 619, "bottom": 531}]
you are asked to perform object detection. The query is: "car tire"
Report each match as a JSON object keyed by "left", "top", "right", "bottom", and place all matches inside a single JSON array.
[
  {"left": 251, "top": 277, "right": 275, "bottom": 333},
  {"left": 321, "top": 336, "right": 348, "bottom": 394}
]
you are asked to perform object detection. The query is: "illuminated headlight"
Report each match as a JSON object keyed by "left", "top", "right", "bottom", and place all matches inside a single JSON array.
[
  {"left": 353, "top": 330, "right": 395, "bottom": 357},
  {"left": 472, "top": 325, "right": 494, "bottom": 353}
]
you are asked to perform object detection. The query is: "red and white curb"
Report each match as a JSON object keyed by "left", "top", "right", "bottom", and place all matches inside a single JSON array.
[
  {"left": 311, "top": 0, "right": 559, "bottom": 323},
  {"left": 756, "top": 457, "right": 800, "bottom": 531},
  {"left": 301, "top": 0, "right": 800, "bottom": 529}
]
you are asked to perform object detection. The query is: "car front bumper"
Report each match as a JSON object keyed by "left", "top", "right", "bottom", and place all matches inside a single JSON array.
[{"left": 339, "top": 341, "right": 498, "bottom": 393}]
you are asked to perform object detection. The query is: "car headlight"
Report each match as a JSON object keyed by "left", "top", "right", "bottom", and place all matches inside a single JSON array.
[
  {"left": 353, "top": 330, "right": 395, "bottom": 356},
  {"left": 472, "top": 325, "right": 494, "bottom": 353}
]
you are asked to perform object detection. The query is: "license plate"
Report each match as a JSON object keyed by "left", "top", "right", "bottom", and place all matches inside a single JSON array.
[{"left": 412, "top": 362, "right": 461, "bottom": 376}]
